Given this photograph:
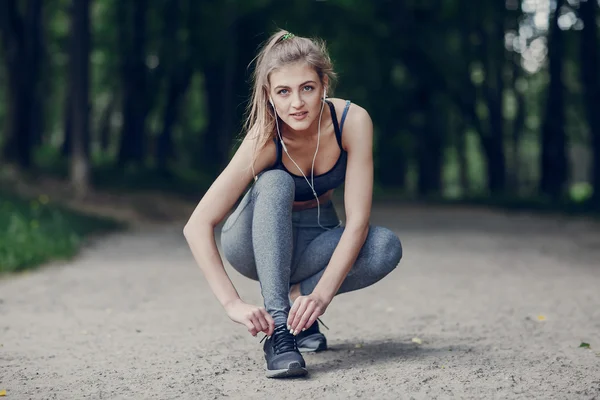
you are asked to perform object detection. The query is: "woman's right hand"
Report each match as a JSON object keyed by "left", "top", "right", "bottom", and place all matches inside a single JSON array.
[{"left": 224, "top": 299, "right": 275, "bottom": 337}]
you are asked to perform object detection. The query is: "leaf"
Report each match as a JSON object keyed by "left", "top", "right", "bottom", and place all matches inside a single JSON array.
[
  {"left": 537, "top": 315, "right": 546, "bottom": 321},
  {"left": 412, "top": 337, "right": 423, "bottom": 345},
  {"left": 0, "top": 389, "right": 6, "bottom": 396},
  {"left": 579, "top": 342, "right": 591, "bottom": 349}
]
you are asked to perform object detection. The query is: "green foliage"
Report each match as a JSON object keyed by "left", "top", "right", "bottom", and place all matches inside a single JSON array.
[
  {"left": 0, "top": 0, "right": 598, "bottom": 215},
  {"left": 0, "top": 192, "right": 122, "bottom": 274}
]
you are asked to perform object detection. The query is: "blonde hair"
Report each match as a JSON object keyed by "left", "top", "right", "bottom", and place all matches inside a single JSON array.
[{"left": 242, "top": 30, "right": 337, "bottom": 177}]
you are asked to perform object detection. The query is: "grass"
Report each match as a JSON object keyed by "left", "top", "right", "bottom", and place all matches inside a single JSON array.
[{"left": 0, "top": 191, "right": 124, "bottom": 275}]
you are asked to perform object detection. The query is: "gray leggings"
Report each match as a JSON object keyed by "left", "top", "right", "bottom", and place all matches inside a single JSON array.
[{"left": 220, "top": 170, "right": 403, "bottom": 326}]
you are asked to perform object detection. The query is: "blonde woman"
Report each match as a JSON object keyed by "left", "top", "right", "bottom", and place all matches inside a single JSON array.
[{"left": 183, "top": 30, "right": 402, "bottom": 378}]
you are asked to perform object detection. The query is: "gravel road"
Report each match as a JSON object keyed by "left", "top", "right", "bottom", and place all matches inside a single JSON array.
[{"left": 2, "top": 204, "right": 600, "bottom": 399}]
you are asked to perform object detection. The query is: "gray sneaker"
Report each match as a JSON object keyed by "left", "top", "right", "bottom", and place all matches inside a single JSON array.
[
  {"left": 296, "top": 319, "right": 328, "bottom": 353},
  {"left": 262, "top": 324, "right": 307, "bottom": 378}
]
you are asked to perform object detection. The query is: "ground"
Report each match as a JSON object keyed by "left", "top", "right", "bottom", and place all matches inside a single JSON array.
[{"left": 1, "top": 200, "right": 600, "bottom": 399}]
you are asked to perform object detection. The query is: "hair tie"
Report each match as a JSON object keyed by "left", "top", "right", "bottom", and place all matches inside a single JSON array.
[{"left": 279, "top": 32, "right": 295, "bottom": 42}]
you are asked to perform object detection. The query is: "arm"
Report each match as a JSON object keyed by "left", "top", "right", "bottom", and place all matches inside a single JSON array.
[
  {"left": 183, "top": 133, "right": 276, "bottom": 335},
  {"left": 312, "top": 105, "right": 373, "bottom": 300},
  {"left": 288, "top": 104, "right": 374, "bottom": 333}
]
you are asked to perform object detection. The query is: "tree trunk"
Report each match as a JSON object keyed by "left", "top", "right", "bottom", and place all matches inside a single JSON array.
[
  {"left": 507, "top": 0, "right": 526, "bottom": 195},
  {"left": 416, "top": 90, "right": 443, "bottom": 197},
  {"left": 201, "top": 65, "right": 225, "bottom": 173},
  {"left": 117, "top": 0, "right": 147, "bottom": 168},
  {"left": 580, "top": 0, "right": 600, "bottom": 204},
  {"left": 62, "top": 52, "right": 73, "bottom": 157},
  {"left": 157, "top": 67, "right": 193, "bottom": 173},
  {"left": 27, "top": 0, "right": 44, "bottom": 150},
  {"left": 219, "top": 0, "right": 237, "bottom": 165},
  {"left": 70, "top": 0, "right": 91, "bottom": 198},
  {"left": 154, "top": 0, "right": 192, "bottom": 174},
  {"left": 540, "top": 0, "right": 568, "bottom": 199},
  {"left": 483, "top": 19, "right": 507, "bottom": 195},
  {"left": 200, "top": 0, "right": 237, "bottom": 176},
  {"left": 373, "top": 50, "right": 407, "bottom": 189},
  {"left": 510, "top": 52, "right": 526, "bottom": 194},
  {"left": 98, "top": 96, "right": 116, "bottom": 152},
  {"left": 0, "top": 0, "right": 42, "bottom": 169},
  {"left": 454, "top": 113, "right": 470, "bottom": 196}
]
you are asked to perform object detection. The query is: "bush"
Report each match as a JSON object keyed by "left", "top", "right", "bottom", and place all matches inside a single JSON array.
[{"left": 0, "top": 192, "right": 123, "bottom": 274}]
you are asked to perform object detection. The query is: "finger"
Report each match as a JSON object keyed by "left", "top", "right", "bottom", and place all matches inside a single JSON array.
[
  {"left": 255, "top": 310, "right": 269, "bottom": 333},
  {"left": 290, "top": 299, "right": 309, "bottom": 333},
  {"left": 262, "top": 309, "right": 275, "bottom": 336},
  {"left": 304, "top": 308, "right": 322, "bottom": 332},
  {"left": 287, "top": 298, "right": 300, "bottom": 328},
  {"left": 244, "top": 320, "right": 257, "bottom": 337},
  {"left": 249, "top": 314, "right": 263, "bottom": 336},
  {"left": 294, "top": 303, "right": 315, "bottom": 334}
]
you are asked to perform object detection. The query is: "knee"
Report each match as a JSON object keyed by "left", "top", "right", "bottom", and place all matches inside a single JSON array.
[
  {"left": 370, "top": 226, "right": 402, "bottom": 275},
  {"left": 253, "top": 170, "right": 295, "bottom": 199}
]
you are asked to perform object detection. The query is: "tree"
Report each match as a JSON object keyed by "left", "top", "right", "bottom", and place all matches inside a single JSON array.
[
  {"left": 579, "top": 0, "right": 600, "bottom": 203},
  {"left": 117, "top": 0, "right": 148, "bottom": 168},
  {"left": 69, "top": 0, "right": 91, "bottom": 197},
  {"left": 540, "top": 0, "right": 568, "bottom": 199},
  {"left": 0, "top": 0, "right": 43, "bottom": 169}
]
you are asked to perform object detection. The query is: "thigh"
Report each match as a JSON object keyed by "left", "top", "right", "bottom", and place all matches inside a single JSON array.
[
  {"left": 220, "top": 190, "right": 258, "bottom": 280},
  {"left": 290, "top": 225, "right": 332, "bottom": 279},
  {"left": 290, "top": 226, "right": 344, "bottom": 284},
  {"left": 290, "top": 225, "right": 402, "bottom": 286}
]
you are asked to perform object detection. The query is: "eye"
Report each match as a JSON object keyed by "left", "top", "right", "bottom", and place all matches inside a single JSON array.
[
  {"left": 277, "top": 89, "right": 289, "bottom": 95},
  {"left": 303, "top": 85, "right": 314, "bottom": 92}
]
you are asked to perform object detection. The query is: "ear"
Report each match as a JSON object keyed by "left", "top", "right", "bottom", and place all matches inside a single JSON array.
[{"left": 322, "top": 76, "right": 329, "bottom": 98}]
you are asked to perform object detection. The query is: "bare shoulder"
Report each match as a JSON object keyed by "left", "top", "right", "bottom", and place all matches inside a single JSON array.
[
  {"left": 257, "top": 136, "right": 278, "bottom": 172},
  {"left": 328, "top": 98, "right": 373, "bottom": 151}
]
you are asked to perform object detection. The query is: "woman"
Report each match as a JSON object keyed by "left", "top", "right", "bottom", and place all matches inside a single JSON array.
[{"left": 183, "top": 30, "right": 402, "bottom": 378}]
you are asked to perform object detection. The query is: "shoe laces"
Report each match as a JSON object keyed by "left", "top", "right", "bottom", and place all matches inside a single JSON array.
[
  {"left": 260, "top": 325, "right": 298, "bottom": 354},
  {"left": 260, "top": 318, "right": 330, "bottom": 348},
  {"left": 316, "top": 317, "right": 329, "bottom": 330}
]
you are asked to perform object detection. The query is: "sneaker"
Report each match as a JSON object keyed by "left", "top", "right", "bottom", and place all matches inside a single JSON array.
[
  {"left": 261, "top": 324, "right": 307, "bottom": 378},
  {"left": 296, "top": 319, "right": 328, "bottom": 353}
]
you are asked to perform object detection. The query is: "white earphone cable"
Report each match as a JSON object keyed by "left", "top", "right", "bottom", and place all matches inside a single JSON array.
[{"left": 273, "top": 92, "right": 339, "bottom": 230}]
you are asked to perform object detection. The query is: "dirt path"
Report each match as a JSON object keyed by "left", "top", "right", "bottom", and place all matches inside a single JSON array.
[{"left": 1, "top": 204, "right": 600, "bottom": 399}]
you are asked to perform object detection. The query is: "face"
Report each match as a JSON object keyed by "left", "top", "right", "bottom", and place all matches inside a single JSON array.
[{"left": 268, "top": 62, "right": 326, "bottom": 133}]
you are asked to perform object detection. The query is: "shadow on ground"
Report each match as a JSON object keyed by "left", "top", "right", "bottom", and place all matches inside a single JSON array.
[{"left": 275, "top": 337, "right": 473, "bottom": 377}]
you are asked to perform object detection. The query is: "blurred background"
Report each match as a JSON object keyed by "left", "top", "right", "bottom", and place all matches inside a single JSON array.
[{"left": 1, "top": 0, "right": 599, "bottom": 273}]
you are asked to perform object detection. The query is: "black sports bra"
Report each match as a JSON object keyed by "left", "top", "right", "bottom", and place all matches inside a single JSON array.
[{"left": 269, "top": 100, "right": 351, "bottom": 202}]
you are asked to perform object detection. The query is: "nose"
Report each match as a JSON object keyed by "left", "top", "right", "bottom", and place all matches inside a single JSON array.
[{"left": 291, "top": 91, "right": 304, "bottom": 109}]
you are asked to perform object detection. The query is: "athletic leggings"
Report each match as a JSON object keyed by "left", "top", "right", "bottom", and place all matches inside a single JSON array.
[{"left": 220, "top": 170, "right": 403, "bottom": 326}]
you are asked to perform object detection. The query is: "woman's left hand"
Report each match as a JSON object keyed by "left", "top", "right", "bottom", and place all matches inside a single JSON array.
[{"left": 287, "top": 293, "right": 331, "bottom": 335}]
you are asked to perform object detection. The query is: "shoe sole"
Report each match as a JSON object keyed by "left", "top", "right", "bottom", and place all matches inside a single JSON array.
[{"left": 265, "top": 362, "right": 308, "bottom": 378}]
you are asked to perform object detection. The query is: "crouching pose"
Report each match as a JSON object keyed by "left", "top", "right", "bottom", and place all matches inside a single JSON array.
[{"left": 183, "top": 30, "right": 402, "bottom": 378}]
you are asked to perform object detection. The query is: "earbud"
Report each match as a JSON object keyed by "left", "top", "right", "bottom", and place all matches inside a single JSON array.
[
  {"left": 324, "top": 88, "right": 327, "bottom": 99},
  {"left": 269, "top": 97, "right": 274, "bottom": 107}
]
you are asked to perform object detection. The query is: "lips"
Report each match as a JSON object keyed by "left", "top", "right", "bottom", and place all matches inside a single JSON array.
[{"left": 290, "top": 111, "right": 308, "bottom": 121}]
